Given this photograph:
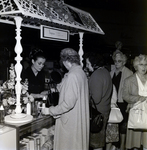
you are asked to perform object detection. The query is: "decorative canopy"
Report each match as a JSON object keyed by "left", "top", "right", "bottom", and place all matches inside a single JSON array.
[{"left": 0, "top": 0, "right": 104, "bottom": 34}]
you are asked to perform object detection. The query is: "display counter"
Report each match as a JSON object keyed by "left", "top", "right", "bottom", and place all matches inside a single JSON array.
[{"left": 0, "top": 115, "right": 55, "bottom": 150}]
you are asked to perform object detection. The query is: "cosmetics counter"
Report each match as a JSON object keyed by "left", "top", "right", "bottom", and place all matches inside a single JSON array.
[{"left": 0, "top": 115, "right": 55, "bottom": 150}]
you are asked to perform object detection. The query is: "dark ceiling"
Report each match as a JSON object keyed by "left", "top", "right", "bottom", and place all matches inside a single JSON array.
[
  {"left": 64, "top": 0, "right": 145, "bottom": 13},
  {"left": 0, "top": 0, "right": 146, "bottom": 61},
  {"left": 64, "top": 0, "right": 147, "bottom": 55}
]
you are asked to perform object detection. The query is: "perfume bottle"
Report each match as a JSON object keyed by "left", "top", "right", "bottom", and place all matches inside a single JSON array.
[
  {"left": 36, "top": 138, "right": 41, "bottom": 150},
  {"left": 42, "top": 96, "right": 47, "bottom": 108},
  {"left": 26, "top": 101, "right": 31, "bottom": 115},
  {"left": 32, "top": 101, "right": 38, "bottom": 118},
  {"left": 0, "top": 103, "right": 5, "bottom": 127},
  {"left": 42, "top": 96, "right": 47, "bottom": 117}
]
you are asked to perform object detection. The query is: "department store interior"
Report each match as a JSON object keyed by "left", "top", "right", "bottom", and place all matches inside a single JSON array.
[{"left": 0, "top": 0, "right": 146, "bottom": 150}]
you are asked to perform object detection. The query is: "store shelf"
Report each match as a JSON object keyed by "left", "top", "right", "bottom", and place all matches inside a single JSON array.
[{"left": 4, "top": 115, "right": 55, "bottom": 150}]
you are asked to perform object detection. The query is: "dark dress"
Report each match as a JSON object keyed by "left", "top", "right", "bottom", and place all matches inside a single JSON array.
[{"left": 22, "top": 67, "right": 45, "bottom": 94}]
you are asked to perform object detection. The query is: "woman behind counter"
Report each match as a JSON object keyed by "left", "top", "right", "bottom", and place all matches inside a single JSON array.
[
  {"left": 22, "top": 48, "right": 47, "bottom": 99},
  {"left": 123, "top": 54, "right": 147, "bottom": 150}
]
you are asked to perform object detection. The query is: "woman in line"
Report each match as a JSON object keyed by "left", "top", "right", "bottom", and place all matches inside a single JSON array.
[
  {"left": 110, "top": 50, "right": 133, "bottom": 150},
  {"left": 22, "top": 48, "right": 47, "bottom": 99},
  {"left": 122, "top": 54, "right": 147, "bottom": 150},
  {"left": 85, "top": 52, "right": 112, "bottom": 150},
  {"left": 42, "top": 48, "right": 90, "bottom": 150}
]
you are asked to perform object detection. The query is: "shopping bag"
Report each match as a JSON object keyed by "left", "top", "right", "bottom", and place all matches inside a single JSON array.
[
  {"left": 108, "top": 107, "right": 123, "bottom": 123},
  {"left": 128, "top": 100, "right": 147, "bottom": 129}
]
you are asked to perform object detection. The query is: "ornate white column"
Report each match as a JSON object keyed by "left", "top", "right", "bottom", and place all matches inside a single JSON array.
[
  {"left": 5, "top": 17, "right": 33, "bottom": 124},
  {"left": 14, "top": 17, "right": 23, "bottom": 114},
  {"left": 78, "top": 32, "right": 84, "bottom": 67}
]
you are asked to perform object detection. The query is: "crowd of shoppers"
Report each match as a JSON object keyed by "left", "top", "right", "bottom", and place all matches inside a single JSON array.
[{"left": 21, "top": 45, "right": 147, "bottom": 150}]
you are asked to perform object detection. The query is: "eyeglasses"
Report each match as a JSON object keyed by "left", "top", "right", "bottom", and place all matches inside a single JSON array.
[{"left": 114, "top": 60, "right": 123, "bottom": 63}]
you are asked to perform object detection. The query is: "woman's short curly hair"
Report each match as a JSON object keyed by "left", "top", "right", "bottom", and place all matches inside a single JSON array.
[
  {"left": 133, "top": 54, "right": 147, "bottom": 70},
  {"left": 60, "top": 48, "right": 80, "bottom": 65},
  {"left": 112, "top": 50, "right": 127, "bottom": 65}
]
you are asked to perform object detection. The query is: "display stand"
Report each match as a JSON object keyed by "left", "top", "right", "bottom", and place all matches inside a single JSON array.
[{"left": 0, "top": 0, "right": 104, "bottom": 124}]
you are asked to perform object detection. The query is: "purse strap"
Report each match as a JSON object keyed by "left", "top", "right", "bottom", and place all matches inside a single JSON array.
[{"left": 90, "top": 97, "right": 99, "bottom": 112}]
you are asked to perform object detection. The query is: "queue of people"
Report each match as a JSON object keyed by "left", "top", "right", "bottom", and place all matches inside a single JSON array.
[{"left": 20, "top": 46, "right": 147, "bottom": 150}]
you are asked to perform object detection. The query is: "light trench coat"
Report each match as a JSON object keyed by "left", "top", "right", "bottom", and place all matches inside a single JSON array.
[{"left": 49, "top": 65, "right": 90, "bottom": 150}]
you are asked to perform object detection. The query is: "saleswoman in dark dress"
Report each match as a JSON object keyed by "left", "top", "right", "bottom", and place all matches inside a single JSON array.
[{"left": 22, "top": 48, "right": 47, "bottom": 99}]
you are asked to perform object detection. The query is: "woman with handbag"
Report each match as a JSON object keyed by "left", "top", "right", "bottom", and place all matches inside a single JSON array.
[
  {"left": 85, "top": 52, "right": 112, "bottom": 150},
  {"left": 122, "top": 54, "right": 147, "bottom": 150},
  {"left": 110, "top": 50, "right": 133, "bottom": 150}
]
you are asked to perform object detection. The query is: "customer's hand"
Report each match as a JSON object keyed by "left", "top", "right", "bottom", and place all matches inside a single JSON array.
[
  {"left": 42, "top": 107, "right": 50, "bottom": 115},
  {"left": 40, "top": 91, "right": 48, "bottom": 95}
]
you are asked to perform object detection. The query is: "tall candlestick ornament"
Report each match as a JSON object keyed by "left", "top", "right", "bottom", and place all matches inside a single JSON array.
[
  {"left": 5, "top": 17, "right": 33, "bottom": 123},
  {"left": 14, "top": 16, "right": 23, "bottom": 114},
  {"left": 78, "top": 32, "right": 84, "bottom": 67}
]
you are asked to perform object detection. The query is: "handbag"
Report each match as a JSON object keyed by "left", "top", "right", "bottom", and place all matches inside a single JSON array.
[
  {"left": 128, "top": 100, "right": 147, "bottom": 129},
  {"left": 108, "top": 105, "right": 123, "bottom": 123},
  {"left": 47, "top": 83, "right": 59, "bottom": 107},
  {"left": 90, "top": 98, "right": 103, "bottom": 133},
  {"left": 48, "top": 91, "right": 59, "bottom": 106}
]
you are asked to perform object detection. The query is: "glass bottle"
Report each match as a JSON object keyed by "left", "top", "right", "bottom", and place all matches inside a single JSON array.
[
  {"left": 42, "top": 96, "right": 47, "bottom": 108},
  {"left": 42, "top": 96, "right": 47, "bottom": 117},
  {"left": 26, "top": 101, "right": 31, "bottom": 115},
  {"left": 32, "top": 101, "right": 38, "bottom": 118},
  {"left": 41, "top": 140, "right": 52, "bottom": 150},
  {"left": 36, "top": 138, "right": 41, "bottom": 150},
  {"left": 0, "top": 102, "right": 5, "bottom": 128}
]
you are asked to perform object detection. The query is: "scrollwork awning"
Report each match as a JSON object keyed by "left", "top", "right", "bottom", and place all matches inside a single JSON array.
[{"left": 0, "top": 0, "right": 104, "bottom": 34}]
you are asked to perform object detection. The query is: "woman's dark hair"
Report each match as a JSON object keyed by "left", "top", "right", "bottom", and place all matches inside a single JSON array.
[
  {"left": 29, "top": 48, "right": 46, "bottom": 61},
  {"left": 84, "top": 52, "right": 104, "bottom": 69},
  {"left": 60, "top": 48, "right": 80, "bottom": 65}
]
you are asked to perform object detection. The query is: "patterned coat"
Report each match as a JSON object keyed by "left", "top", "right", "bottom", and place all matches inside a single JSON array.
[{"left": 49, "top": 65, "right": 90, "bottom": 150}]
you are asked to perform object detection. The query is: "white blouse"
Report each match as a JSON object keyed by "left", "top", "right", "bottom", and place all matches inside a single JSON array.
[{"left": 136, "top": 74, "right": 147, "bottom": 97}]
